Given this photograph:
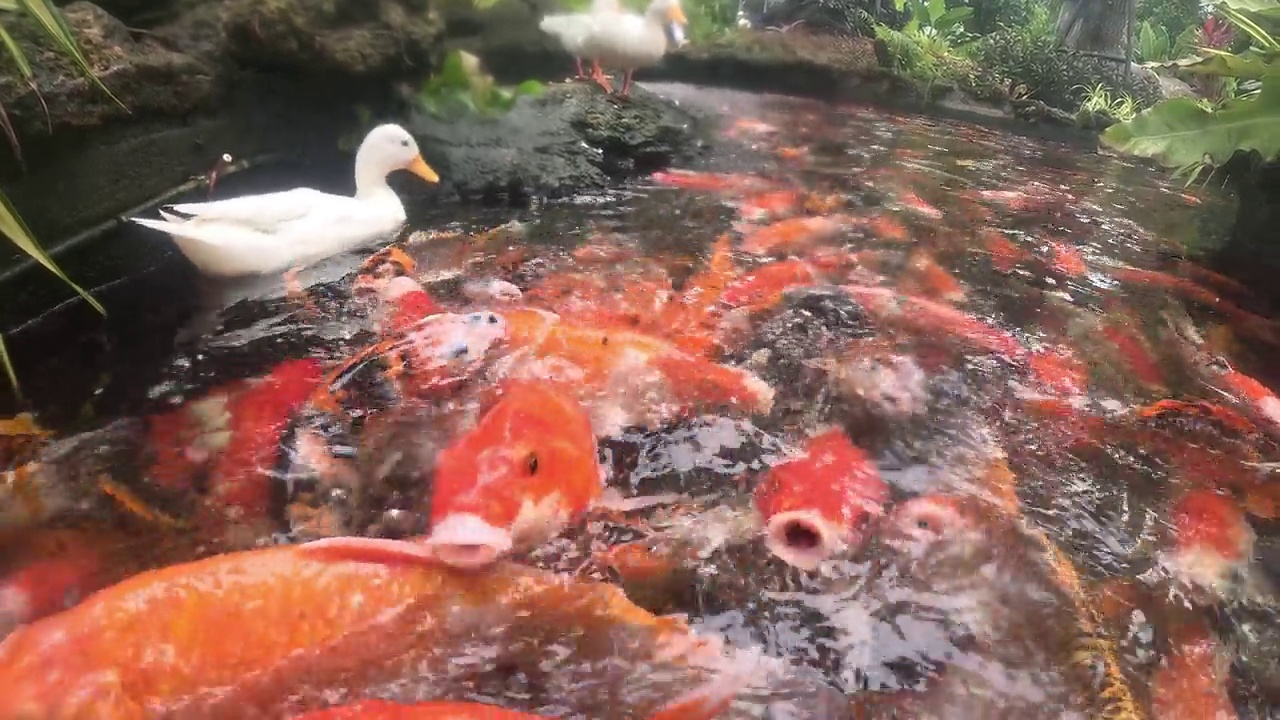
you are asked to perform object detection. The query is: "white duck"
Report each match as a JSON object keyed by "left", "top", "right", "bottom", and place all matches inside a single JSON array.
[
  {"left": 129, "top": 124, "right": 440, "bottom": 279},
  {"left": 539, "top": 0, "right": 622, "bottom": 82},
  {"left": 588, "top": 0, "right": 688, "bottom": 97}
]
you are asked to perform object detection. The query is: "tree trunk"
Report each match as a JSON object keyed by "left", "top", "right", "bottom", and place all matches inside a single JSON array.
[{"left": 1055, "top": 0, "right": 1135, "bottom": 55}]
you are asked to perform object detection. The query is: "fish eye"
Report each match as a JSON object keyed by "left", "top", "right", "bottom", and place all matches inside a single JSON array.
[
  {"left": 487, "top": 314, "right": 499, "bottom": 324},
  {"left": 525, "top": 452, "right": 539, "bottom": 475},
  {"left": 221, "top": 153, "right": 233, "bottom": 163}
]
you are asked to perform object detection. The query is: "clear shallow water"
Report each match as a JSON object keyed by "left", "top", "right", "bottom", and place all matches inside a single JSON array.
[{"left": 1, "top": 83, "right": 1278, "bottom": 719}]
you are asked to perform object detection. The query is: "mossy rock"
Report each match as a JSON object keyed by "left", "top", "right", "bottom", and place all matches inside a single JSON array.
[
  {"left": 976, "top": 28, "right": 1164, "bottom": 113},
  {"left": 221, "top": 0, "right": 443, "bottom": 79},
  {"left": 407, "top": 81, "right": 708, "bottom": 201},
  {"left": 0, "top": 1, "right": 217, "bottom": 142}
]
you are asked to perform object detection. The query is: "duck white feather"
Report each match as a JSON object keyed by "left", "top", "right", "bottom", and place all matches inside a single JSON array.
[
  {"left": 540, "top": 0, "right": 623, "bottom": 77},
  {"left": 129, "top": 124, "right": 440, "bottom": 278},
  {"left": 588, "top": 0, "right": 687, "bottom": 95}
]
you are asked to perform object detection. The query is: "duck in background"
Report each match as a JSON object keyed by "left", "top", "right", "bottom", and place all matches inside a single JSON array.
[
  {"left": 540, "top": 0, "right": 623, "bottom": 86},
  {"left": 587, "top": 0, "right": 688, "bottom": 97},
  {"left": 128, "top": 124, "right": 440, "bottom": 286}
]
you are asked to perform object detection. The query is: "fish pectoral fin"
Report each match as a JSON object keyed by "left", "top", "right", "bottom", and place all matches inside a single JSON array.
[
  {"left": 645, "top": 647, "right": 763, "bottom": 720},
  {"left": 593, "top": 488, "right": 684, "bottom": 514},
  {"left": 296, "top": 536, "right": 441, "bottom": 566}
]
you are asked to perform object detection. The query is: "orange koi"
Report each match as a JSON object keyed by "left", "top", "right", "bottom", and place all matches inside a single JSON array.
[
  {"left": 311, "top": 312, "right": 508, "bottom": 414},
  {"left": 1046, "top": 240, "right": 1087, "bottom": 277},
  {"left": 663, "top": 235, "right": 736, "bottom": 356},
  {"left": 289, "top": 672, "right": 745, "bottom": 720},
  {"left": 0, "top": 547, "right": 723, "bottom": 720},
  {"left": 734, "top": 190, "right": 803, "bottom": 223},
  {"left": 649, "top": 169, "right": 773, "bottom": 195},
  {"left": 724, "top": 118, "right": 778, "bottom": 137},
  {"left": 1207, "top": 365, "right": 1280, "bottom": 435},
  {"left": 738, "top": 214, "right": 849, "bottom": 255},
  {"left": 1097, "top": 320, "right": 1166, "bottom": 388},
  {"left": 1028, "top": 346, "right": 1089, "bottom": 397},
  {"left": 753, "top": 429, "right": 889, "bottom": 570},
  {"left": 572, "top": 242, "right": 637, "bottom": 264},
  {"left": 1132, "top": 399, "right": 1259, "bottom": 438},
  {"left": 490, "top": 308, "right": 775, "bottom": 433},
  {"left": 0, "top": 533, "right": 105, "bottom": 638},
  {"left": 858, "top": 212, "right": 911, "bottom": 243},
  {"left": 1017, "top": 397, "right": 1107, "bottom": 447},
  {"left": 895, "top": 190, "right": 943, "bottom": 220},
  {"left": 306, "top": 382, "right": 602, "bottom": 570},
  {"left": 843, "top": 285, "right": 1029, "bottom": 363},
  {"left": 1150, "top": 620, "right": 1238, "bottom": 720},
  {"left": 1111, "top": 266, "right": 1279, "bottom": 346},
  {"left": 375, "top": 276, "right": 443, "bottom": 336},
  {"left": 981, "top": 228, "right": 1027, "bottom": 273},
  {"left": 1165, "top": 489, "right": 1254, "bottom": 593},
  {"left": 720, "top": 260, "right": 817, "bottom": 314},
  {"left": 202, "top": 359, "right": 325, "bottom": 523},
  {"left": 774, "top": 146, "right": 809, "bottom": 162},
  {"left": 899, "top": 249, "right": 966, "bottom": 304},
  {"left": 1175, "top": 260, "right": 1252, "bottom": 303}
]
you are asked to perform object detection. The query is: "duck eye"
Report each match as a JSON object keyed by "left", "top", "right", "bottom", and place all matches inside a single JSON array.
[
  {"left": 400, "top": 139, "right": 411, "bottom": 148},
  {"left": 526, "top": 452, "right": 539, "bottom": 475}
]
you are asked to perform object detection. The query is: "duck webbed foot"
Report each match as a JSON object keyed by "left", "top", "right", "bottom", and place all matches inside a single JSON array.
[
  {"left": 283, "top": 266, "right": 320, "bottom": 317},
  {"left": 590, "top": 60, "right": 614, "bottom": 92}
]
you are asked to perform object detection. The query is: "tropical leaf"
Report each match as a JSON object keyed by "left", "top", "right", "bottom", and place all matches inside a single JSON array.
[
  {"left": 1148, "top": 47, "right": 1280, "bottom": 79},
  {"left": 514, "top": 79, "right": 546, "bottom": 97},
  {"left": 1101, "top": 78, "right": 1280, "bottom": 167},
  {"left": 0, "top": 188, "right": 104, "bottom": 314},
  {"left": 1217, "top": 0, "right": 1280, "bottom": 22},
  {"left": 0, "top": 335, "right": 17, "bottom": 400}
]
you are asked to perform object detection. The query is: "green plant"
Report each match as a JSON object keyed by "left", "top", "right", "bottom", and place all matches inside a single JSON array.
[
  {"left": 1137, "top": 18, "right": 1173, "bottom": 60},
  {"left": 1101, "top": 0, "right": 1279, "bottom": 182},
  {"left": 682, "top": 0, "right": 740, "bottom": 42},
  {"left": 0, "top": 0, "right": 115, "bottom": 398},
  {"left": 899, "top": 0, "right": 974, "bottom": 35},
  {"left": 1074, "top": 82, "right": 1140, "bottom": 119},
  {"left": 418, "top": 50, "right": 545, "bottom": 119},
  {"left": 1136, "top": 0, "right": 1203, "bottom": 45}
]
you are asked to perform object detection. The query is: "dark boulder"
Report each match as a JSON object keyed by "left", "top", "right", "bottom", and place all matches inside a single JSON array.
[
  {"left": 221, "top": 0, "right": 444, "bottom": 79},
  {"left": 407, "top": 81, "right": 709, "bottom": 201}
]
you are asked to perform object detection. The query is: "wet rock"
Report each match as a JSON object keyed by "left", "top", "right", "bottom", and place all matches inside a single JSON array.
[
  {"left": 221, "top": 0, "right": 442, "bottom": 79},
  {"left": 84, "top": 0, "right": 194, "bottom": 26},
  {"left": 0, "top": 1, "right": 217, "bottom": 139},
  {"left": 751, "top": 0, "right": 903, "bottom": 35},
  {"left": 408, "top": 82, "right": 709, "bottom": 201}
]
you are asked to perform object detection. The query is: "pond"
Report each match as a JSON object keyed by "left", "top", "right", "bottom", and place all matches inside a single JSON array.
[{"left": 0, "top": 82, "right": 1276, "bottom": 719}]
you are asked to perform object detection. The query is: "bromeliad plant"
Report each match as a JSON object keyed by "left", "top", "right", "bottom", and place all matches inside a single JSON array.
[
  {"left": 0, "top": 0, "right": 117, "bottom": 396},
  {"left": 418, "top": 50, "right": 545, "bottom": 119},
  {"left": 1101, "top": 0, "right": 1279, "bottom": 183}
]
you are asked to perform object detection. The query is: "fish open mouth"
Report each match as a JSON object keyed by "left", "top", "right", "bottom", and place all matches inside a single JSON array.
[
  {"left": 763, "top": 510, "right": 844, "bottom": 571},
  {"left": 425, "top": 513, "right": 515, "bottom": 570}
]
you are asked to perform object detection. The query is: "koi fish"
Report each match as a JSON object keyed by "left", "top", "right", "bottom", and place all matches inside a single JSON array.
[
  {"left": 1205, "top": 363, "right": 1280, "bottom": 436},
  {"left": 649, "top": 169, "right": 773, "bottom": 195},
  {"left": 720, "top": 260, "right": 817, "bottom": 314},
  {"left": 1112, "top": 266, "right": 1280, "bottom": 346},
  {"left": 1175, "top": 260, "right": 1252, "bottom": 303},
  {"left": 1096, "top": 318, "right": 1166, "bottom": 389},
  {"left": 753, "top": 428, "right": 889, "bottom": 570},
  {"left": 858, "top": 212, "right": 911, "bottom": 243},
  {"left": 842, "top": 285, "right": 1029, "bottom": 363},
  {"left": 724, "top": 118, "right": 777, "bottom": 137},
  {"left": 0, "top": 532, "right": 106, "bottom": 639},
  {"left": 662, "top": 235, "right": 736, "bottom": 356},
  {"left": 894, "top": 190, "right": 943, "bottom": 220},
  {"left": 305, "top": 382, "right": 603, "bottom": 569},
  {"left": 490, "top": 308, "right": 775, "bottom": 434},
  {"left": 1164, "top": 488, "right": 1254, "bottom": 594},
  {"left": 899, "top": 249, "right": 966, "bottom": 304},
  {"left": 376, "top": 276, "right": 444, "bottom": 336},
  {"left": 981, "top": 228, "right": 1027, "bottom": 274},
  {"left": 311, "top": 311, "right": 508, "bottom": 415},
  {"left": 0, "top": 546, "right": 726, "bottom": 720},
  {"left": 289, "top": 659, "right": 749, "bottom": 720},
  {"left": 734, "top": 190, "right": 803, "bottom": 223},
  {"left": 738, "top": 214, "right": 849, "bottom": 255},
  {"left": 1046, "top": 240, "right": 1087, "bottom": 277},
  {"left": 1150, "top": 620, "right": 1238, "bottom": 720},
  {"left": 1027, "top": 345, "right": 1089, "bottom": 397},
  {"left": 202, "top": 358, "right": 326, "bottom": 524}
]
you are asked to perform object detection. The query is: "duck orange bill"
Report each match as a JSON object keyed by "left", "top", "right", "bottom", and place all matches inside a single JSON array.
[
  {"left": 666, "top": 3, "right": 688, "bottom": 24},
  {"left": 406, "top": 155, "right": 440, "bottom": 184}
]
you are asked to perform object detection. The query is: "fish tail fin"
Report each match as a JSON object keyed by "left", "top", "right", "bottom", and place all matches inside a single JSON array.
[{"left": 646, "top": 648, "right": 763, "bottom": 720}]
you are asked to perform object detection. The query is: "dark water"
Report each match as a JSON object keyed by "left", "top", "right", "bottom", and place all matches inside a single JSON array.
[{"left": 1, "top": 82, "right": 1278, "bottom": 718}]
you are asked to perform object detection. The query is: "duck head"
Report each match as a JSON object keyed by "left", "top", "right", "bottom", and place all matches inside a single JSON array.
[
  {"left": 356, "top": 123, "right": 440, "bottom": 186},
  {"left": 647, "top": 0, "right": 688, "bottom": 47}
]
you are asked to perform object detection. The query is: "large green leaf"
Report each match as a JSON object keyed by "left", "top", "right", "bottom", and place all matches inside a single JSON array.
[
  {"left": 0, "top": 334, "right": 18, "bottom": 400},
  {"left": 1217, "top": 0, "right": 1280, "bottom": 22},
  {"left": 1101, "top": 77, "right": 1280, "bottom": 167},
  {"left": 1149, "top": 48, "right": 1280, "bottom": 79},
  {"left": 0, "top": 189, "right": 104, "bottom": 314}
]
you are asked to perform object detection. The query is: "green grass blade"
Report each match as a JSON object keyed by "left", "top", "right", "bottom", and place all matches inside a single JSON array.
[
  {"left": 0, "top": 334, "right": 18, "bottom": 400},
  {"left": 0, "top": 188, "right": 105, "bottom": 315},
  {"left": 17, "top": 0, "right": 127, "bottom": 110},
  {"left": 0, "top": 21, "right": 34, "bottom": 80}
]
